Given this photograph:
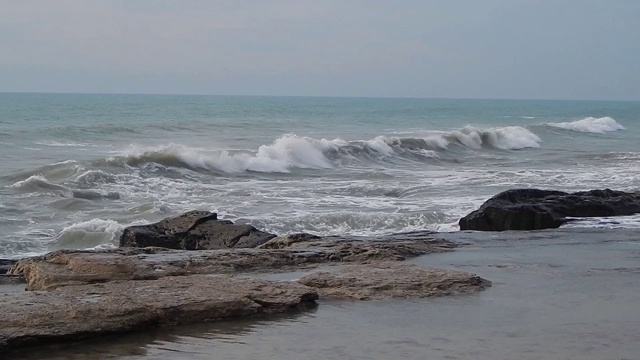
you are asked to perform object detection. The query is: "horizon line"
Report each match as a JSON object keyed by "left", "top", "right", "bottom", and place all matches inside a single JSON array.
[{"left": 0, "top": 91, "right": 638, "bottom": 103}]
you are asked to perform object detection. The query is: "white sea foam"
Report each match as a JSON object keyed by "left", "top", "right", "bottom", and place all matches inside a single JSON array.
[
  {"left": 366, "top": 136, "right": 395, "bottom": 156},
  {"left": 547, "top": 117, "right": 625, "bottom": 134},
  {"left": 56, "top": 219, "right": 124, "bottom": 248},
  {"left": 563, "top": 214, "right": 640, "bottom": 229},
  {"left": 422, "top": 135, "right": 450, "bottom": 149},
  {"left": 118, "top": 135, "right": 340, "bottom": 173},
  {"left": 34, "top": 141, "right": 90, "bottom": 147},
  {"left": 114, "top": 126, "right": 542, "bottom": 175}
]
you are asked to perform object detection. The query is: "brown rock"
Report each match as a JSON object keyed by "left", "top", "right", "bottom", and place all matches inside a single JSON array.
[
  {"left": 10, "top": 249, "right": 186, "bottom": 291},
  {"left": 298, "top": 262, "right": 491, "bottom": 300},
  {"left": 0, "top": 274, "right": 317, "bottom": 351},
  {"left": 11, "top": 236, "right": 454, "bottom": 291}
]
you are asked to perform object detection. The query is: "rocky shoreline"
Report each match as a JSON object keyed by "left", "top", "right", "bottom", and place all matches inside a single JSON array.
[
  {"left": 1, "top": 211, "right": 490, "bottom": 352},
  {"left": 6, "top": 188, "right": 634, "bottom": 352}
]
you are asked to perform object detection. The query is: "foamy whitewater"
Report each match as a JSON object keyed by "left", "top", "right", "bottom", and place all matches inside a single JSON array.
[{"left": 1, "top": 94, "right": 639, "bottom": 258}]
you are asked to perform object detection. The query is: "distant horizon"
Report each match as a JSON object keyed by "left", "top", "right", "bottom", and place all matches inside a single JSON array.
[{"left": 2, "top": 91, "right": 639, "bottom": 103}]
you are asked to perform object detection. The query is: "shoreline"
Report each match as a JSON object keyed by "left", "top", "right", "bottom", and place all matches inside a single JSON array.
[
  {"left": 7, "top": 227, "right": 639, "bottom": 360},
  {"left": 1, "top": 228, "right": 489, "bottom": 352}
]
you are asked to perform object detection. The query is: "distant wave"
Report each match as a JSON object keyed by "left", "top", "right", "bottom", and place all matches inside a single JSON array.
[
  {"left": 439, "top": 125, "right": 541, "bottom": 150},
  {"left": 10, "top": 174, "right": 119, "bottom": 200},
  {"left": 106, "top": 126, "right": 541, "bottom": 174},
  {"left": 34, "top": 141, "right": 90, "bottom": 147},
  {"left": 546, "top": 117, "right": 625, "bottom": 134}
]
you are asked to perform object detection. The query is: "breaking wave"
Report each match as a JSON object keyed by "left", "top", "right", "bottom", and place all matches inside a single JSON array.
[
  {"left": 546, "top": 117, "right": 625, "bottom": 134},
  {"left": 107, "top": 126, "right": 541, "bottom": 173},
  {"left": 441, "top": 125, "right": 541, "bottom": 150},
  {"left": 56, "top": 219, "right": 124, "bottom": 249}
]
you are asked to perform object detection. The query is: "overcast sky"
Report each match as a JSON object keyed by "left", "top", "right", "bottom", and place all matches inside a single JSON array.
[{"left": 1, "top": 0, "right": 638, "bottom": 100}]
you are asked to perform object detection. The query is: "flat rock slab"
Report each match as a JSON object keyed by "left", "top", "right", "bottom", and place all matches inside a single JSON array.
[
  {"left": 0, "top": 274, "right": 317, "bottom": 351},
  {"left": 11, "top": 236, "right": 455, "bottom": 291},
  {"left": 298, "top": 262, "right": 491, "bottom": 300}
]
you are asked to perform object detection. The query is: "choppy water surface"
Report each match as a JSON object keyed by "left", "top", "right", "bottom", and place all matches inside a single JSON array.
[
  {"left": 13, "top": 228, "right": 640, "bottom": 360},
  {"left": 1, "top": 94, "right": 639, "bottom": 258}
]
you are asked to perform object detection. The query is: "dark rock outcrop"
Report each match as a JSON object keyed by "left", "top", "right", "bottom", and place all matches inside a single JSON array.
[
  {"left": 0, "top": 259, "right": 17, "bottom": 275},
  {"left": 119, "top": 210, "right": 277, "bottom": 250},
  {"left": 460, "top": 188, "right": 640, "bottom": 231}
]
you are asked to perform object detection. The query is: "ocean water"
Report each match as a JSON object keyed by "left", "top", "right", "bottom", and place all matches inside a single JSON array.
[{"left": 1, "top": 93, "right": 639, "bottom": 258}]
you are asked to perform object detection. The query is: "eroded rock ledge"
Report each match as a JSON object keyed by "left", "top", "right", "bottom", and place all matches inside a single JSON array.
[
  {"left": 0, "top": 275, "right": 317, "bottom": 350},
  {"left": 2, "top": 211, "right": 490, "bottom": 352},
  {"left": 459, "top": 188, "right": 640, "bottom": 231},
  {"left": 299, "top": 262, "right": 491, "bottom": 300}
]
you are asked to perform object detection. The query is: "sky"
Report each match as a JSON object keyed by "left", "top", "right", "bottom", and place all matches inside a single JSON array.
[{"left": 1, "top": 0, "right": 639, "bottom": 100}]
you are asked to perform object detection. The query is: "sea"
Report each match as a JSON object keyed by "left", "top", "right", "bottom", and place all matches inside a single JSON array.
[{"left": 2, "top": 93, "right": 640, "bottom": 359}]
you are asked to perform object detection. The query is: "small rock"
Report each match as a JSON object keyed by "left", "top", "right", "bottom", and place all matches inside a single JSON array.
[{"left": 258, "top": 233, "right": 322, "bottom": 249}]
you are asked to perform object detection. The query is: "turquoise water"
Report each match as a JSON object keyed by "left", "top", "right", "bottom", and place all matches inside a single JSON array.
[{"left": 1, "top": 93, "right": 639, "bottom": 257}]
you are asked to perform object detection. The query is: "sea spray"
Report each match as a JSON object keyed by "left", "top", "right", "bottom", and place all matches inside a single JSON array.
[{"left": 546, "top": 117, "right": 625, "bottom": 133}]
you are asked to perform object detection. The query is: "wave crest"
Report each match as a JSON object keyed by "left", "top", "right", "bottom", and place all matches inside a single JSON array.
[
  {"left": 114, "top": 135, "right": 339, "bottom": 174},
  {"left": 56, "top": 219, "right": 123, "bottom": 249},
  {"left": 107, "top": 126, "right": 541, "bottom": 174},
  {"left": 547, "top": 117, "right": 625, "bottom": 134},
  {"left": 10, "top": 174, "right": 119, "bottom": 200},
  {"left": 445, "top": 126, "right": 541, "bottom": 150}
]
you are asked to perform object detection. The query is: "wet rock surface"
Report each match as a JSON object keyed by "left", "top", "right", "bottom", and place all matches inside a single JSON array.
[
  {"left": 459, "top": 188, "right": 640, "bottom": 231},
  {"left": 0, "top": 275, "right": 317, "bottom": 350},
  {"left": 298, "top": 262, "right": 491, "bottom": 300},
  {"left": 10, "top": 233, "right": 455, "bottom": 291},
  {"left": 2, "top": 214, "right": 489, "bottom": 352}
]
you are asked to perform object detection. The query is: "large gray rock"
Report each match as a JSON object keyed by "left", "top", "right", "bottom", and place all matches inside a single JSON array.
[
  {"left": 459, "top": 188, "right": 640, "bottom": 231},
  {"left": 0, "top": 274, "right": 317, "bottom": 351},
  {"left": 119, "top": 210, "right": 277, "bottom": 250}
]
